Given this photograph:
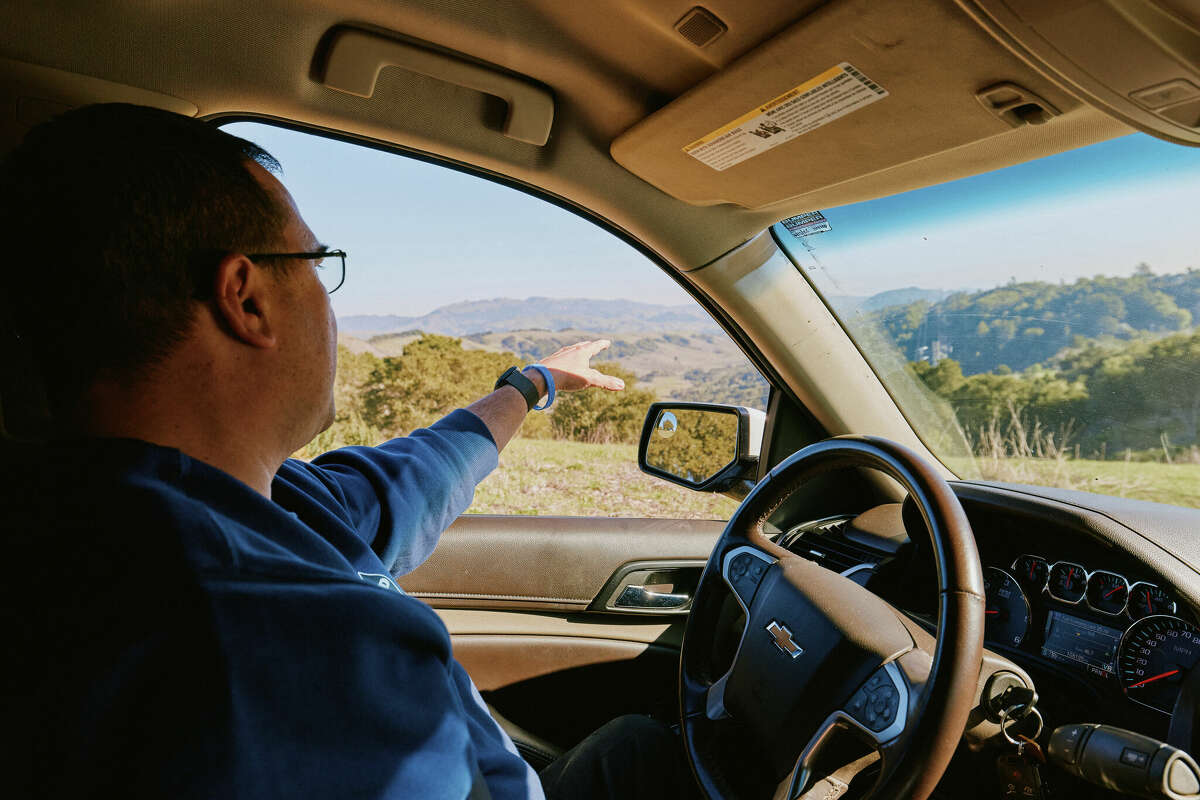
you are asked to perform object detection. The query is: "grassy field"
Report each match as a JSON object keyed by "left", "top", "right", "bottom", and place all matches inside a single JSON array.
[
  {"left": 467, "top": 437, "right": 738, "bottom": 518},
  {"left": 470, "top": 439, "right": 1200, "bottom": 518},
  {"left": 948, "top": 455, "right": 1200, "bottom": 508}
]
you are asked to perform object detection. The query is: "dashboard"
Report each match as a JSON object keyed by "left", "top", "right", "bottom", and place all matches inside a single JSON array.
[
  {"left": 778, "top": 480, "right": 1200, "bottom": 747},
  {"left": 983, "top": 556, "right": 1196, "bottom": 716}
]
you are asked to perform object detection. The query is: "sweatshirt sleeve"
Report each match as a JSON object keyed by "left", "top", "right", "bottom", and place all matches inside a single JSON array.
[{"left": 283, "top": 409, "right": 499, "bottom": 575}]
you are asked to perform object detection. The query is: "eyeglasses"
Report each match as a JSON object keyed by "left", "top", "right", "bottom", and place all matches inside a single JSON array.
[{"left": 246, "top": 249, "right": 347, "bottom": 294}]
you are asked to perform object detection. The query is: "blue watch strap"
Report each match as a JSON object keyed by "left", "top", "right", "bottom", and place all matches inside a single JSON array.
[{"left": 525, "top": 364, "right": 555, "bottom": 410}]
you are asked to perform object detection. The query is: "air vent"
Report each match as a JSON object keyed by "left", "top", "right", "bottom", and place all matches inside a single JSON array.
[
  {"left": 675, "top": 7, "right": 726, "bottom": 48},
  {"left": 781, "top": 515, "right": 886, "bottom": 575}
]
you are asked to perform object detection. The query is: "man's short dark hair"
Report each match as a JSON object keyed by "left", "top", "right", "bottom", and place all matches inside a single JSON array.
[{"left": 0, "top": 103, "right": 288, "bottom": 419}]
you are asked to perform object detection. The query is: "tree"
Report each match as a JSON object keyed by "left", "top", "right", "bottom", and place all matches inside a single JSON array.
[
  {"left": 550, "top": 362, "right": 655, "bottom": 443},
  {"left": 362, "top": 334, "right": 517, "bottom": 437}
]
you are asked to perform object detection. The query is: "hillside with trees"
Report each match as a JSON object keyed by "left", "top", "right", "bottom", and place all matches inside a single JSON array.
[
  {"left": 301, "top": 334, "right": 660, "bottom": 458},
  {"left": 872, "top": 267, "right": 1200, "bottom": 375},
  {"left": 338, "top": 326, "right": 763, "bottom": 407},
  {"left": 316, "top": 272, "right": 1200, "bottom": 479},
  {"left": 911, "top": 321, "right": 1200, "bottom": 462}
]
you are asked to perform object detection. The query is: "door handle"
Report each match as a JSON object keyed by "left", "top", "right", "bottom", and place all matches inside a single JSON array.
[
  {"left": 598, "top": 562, "right": 704, "bottom": 614},
  {"left": 614, "top": 584, "right": 691, "bottom": 610}
]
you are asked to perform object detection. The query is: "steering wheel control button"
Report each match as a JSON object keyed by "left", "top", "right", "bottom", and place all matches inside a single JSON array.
[
  {"left": 723, "top": 547, "right": 773, "bottom": 607},
  {"left": 847, "top": 669, "right": 900, "bottom": 732}
]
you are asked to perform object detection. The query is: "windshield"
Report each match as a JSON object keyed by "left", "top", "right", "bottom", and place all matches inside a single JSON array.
[{"left": 775, "top": 133, "right": 1200, "bottom": 508}]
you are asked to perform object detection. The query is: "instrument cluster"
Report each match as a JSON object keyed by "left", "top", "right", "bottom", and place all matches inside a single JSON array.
[
  {"left": 1009, "top": 555, "right": 1177, "bottom": 619},
  {"left": 984, "top": 555, "right": 1198, "bottom": 714}
]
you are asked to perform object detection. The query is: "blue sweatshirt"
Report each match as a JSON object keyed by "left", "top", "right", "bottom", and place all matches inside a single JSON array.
[{"left": 1, "top": 409, "right": 543, "bottom": 799}]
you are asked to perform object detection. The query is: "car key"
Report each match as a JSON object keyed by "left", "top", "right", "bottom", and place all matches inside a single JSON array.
[
  {"left": 996, "top": 748, "right": 1046, "bottom": 799},
  {"left": 1019, "top": 734, "right": 1046, "bottom": 764}
]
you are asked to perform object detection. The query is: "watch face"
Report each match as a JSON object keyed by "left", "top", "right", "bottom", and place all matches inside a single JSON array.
[{"left": 496, "top": 367, "right": 538, "bottom": 410}]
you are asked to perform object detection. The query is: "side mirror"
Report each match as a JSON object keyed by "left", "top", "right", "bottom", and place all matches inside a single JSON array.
[{"left": 638, "top": 402, "right": 766, "bottom": 493}]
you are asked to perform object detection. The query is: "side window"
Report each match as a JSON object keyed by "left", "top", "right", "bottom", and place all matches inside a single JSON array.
[{"left": 222, "top": 122, "right": 769, "bottom": 519}]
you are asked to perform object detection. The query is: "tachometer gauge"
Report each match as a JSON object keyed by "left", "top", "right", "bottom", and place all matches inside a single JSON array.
[
  {"left": 1127, "top": 582, "right": 1177, "bottom": 621},
  {"left": 984, "top": 567, "right": 1030, "bottom": 646},
  {"left": 1012, "top": 555, "right": 1049, "bottom": 590},
  {"left": 1048, "top": 562, "right": 1087, "bottom": 604},
  {"left": 1086, "top": 571, "right": 1128, "bottom": 616},
  {"left": 1119, "top": 616, "right": 1200, "bottom": 713}
]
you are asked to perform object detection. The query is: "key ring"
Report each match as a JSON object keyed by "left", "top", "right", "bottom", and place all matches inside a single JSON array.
[{"left": 1000, "top": 705, "right": 1044, "bottom": 746}]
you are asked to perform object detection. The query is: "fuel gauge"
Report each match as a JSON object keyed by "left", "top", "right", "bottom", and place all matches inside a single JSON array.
[{"left": 1127, "top": 582, "right": 1177, "bottom": 620}]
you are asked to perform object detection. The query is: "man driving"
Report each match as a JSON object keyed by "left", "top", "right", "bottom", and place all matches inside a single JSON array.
[{"left": 0, "top": 104, "right": 698, "bottom": 799}]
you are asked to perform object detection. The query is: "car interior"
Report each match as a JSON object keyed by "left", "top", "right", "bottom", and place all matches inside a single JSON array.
[{"left": 4, "top": 1, "right": 1200, "bottom": 798}]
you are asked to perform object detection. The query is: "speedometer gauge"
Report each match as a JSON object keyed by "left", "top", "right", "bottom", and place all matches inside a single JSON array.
[
  {"left": 1118, "top": 616, "right": 1200, "bottom": 713},
  {"left": 983, "top": 567, "right": 1030, "bottom": 646}
]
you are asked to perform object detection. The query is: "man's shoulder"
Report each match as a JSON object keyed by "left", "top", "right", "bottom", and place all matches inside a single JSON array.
[{"left": 0, "top": 437, "right": 320, "bottom": 584}]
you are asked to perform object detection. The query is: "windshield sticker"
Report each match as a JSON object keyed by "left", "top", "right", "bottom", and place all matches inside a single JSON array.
[
  {"left": 682, "top": 63, "right": 887, "bottom": 172},
  {"left": 780, "top": 211, "right": 831, "bottom": 238}
]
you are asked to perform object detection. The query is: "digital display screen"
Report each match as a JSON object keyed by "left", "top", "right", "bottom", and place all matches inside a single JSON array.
[{"left": 1041, "top": 611, "right": 1123, "bottom": 678}]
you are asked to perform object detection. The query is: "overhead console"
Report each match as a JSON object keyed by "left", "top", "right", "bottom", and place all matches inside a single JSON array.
[
  {"left": 610, "top": 0, "right": 1197, "bottom": 210},
  {"left": 611, "top": 0, "right": 1091, "bottom": 208},
  {"left": 957, "top": 0, "right": 1200, "bottom": 145}
]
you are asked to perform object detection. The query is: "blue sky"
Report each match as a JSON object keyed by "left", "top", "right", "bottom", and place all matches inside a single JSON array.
[
  {"left": 224, "top": 122, "right": 1200, "bottom": 315},
  {"left": 223, "top": 122, "right": 691, "bottom": 317},
  {"left": 780, "top": 133, "right": 1200, "bottom": 298}
]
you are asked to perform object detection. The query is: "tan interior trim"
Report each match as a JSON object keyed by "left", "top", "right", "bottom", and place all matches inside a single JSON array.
[
  {"left": 398, "top": 514, "right": 724, "bottom": 611},
  {"left": 320, "top": 27, "right": 554, "bottom": 146},
  {"left": 611, "top": 0, "right": 1083, "bottom": 208},
  {"left": 0, "top": 1, "right": 1138, "bottom": 270},
  {"left": 0, "top": 56, "right": 199, "bottom": 155},
  {"left": 685, "top": 231, "right": 944, "bottom": 488},
  {"left": 451, "top": 635, "right": 678, "bottom": 691},
  {"left": 436, "top": 608, "right": 683, "bottom": 647}
]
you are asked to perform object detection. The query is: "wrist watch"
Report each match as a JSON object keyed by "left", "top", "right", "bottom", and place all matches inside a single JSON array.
[{"left": 494, "top": 366, "right": 540, "bottom": 411}]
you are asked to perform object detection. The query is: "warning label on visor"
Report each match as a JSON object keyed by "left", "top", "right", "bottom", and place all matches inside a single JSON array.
[{"left": 682, "top": 63, "right": 888, "bottom": 172}]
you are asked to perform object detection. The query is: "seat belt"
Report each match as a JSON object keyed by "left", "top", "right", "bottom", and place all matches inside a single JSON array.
[{"left": 466, "top": 763, "right": 493, "bottom": 800}]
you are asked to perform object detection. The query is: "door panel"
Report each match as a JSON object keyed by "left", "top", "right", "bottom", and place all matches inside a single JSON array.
[
  {"left": 397, "top": 514, "right": 724, "bottom": 612},
  {"left": 436, "top": 608, "right": 685, "bottom": 690},
  {"left": 397, "top": 514, "right": 724, "bottom": 748}
]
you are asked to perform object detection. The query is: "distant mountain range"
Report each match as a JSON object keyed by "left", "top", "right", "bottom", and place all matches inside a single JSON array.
[
  {"left": 338, "top": 297, "right": 718, "bottom": 337},
  {"left": 336, "top": 290, "right": 962, "bottom": 405},
  {"left": 338, "top": 290, "right": 948, "bottom": 338},
  {"left": 827, "top": 287, "right": 963, "bottom": 314}
]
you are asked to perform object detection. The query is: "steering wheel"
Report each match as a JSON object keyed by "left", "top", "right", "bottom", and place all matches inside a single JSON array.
[{"left": 680, "top": 436, "right": 985, "bottom": 800}]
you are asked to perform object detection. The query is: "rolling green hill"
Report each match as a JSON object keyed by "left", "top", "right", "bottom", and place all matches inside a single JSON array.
[
  {"left": 338, "top": 327, "right": 766, "bottom": 407},
  {"left": 870, "top": 269, "right": 1200, "bottom": 375}
]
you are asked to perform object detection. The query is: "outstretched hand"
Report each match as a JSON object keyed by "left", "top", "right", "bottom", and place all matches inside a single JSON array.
[{"left": 538, "top": 339, "right": 625, "bottom": 392}]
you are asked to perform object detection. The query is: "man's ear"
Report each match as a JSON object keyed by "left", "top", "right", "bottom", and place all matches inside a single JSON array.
[{"left": 211, "top": 254, "right": 278, "bottom": 349}]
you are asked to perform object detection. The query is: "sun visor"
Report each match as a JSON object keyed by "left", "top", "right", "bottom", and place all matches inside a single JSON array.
[{"left": 610, "top": 0, "right": 1079, "bottom": 209}]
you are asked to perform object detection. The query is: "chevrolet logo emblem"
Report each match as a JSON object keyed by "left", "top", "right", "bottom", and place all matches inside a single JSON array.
[{"left": 766, "top": 620, "right": 803, "bottom": 659}]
